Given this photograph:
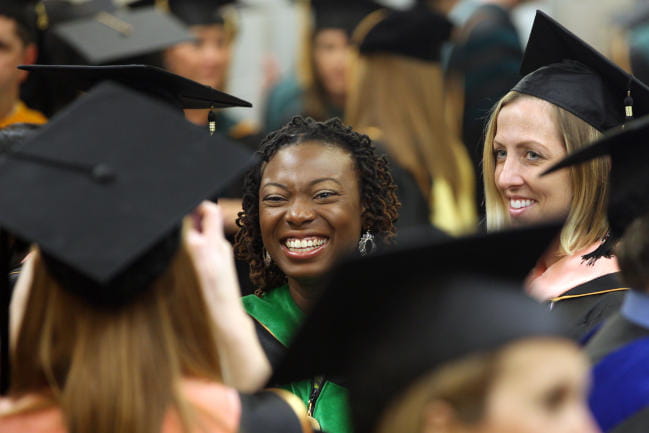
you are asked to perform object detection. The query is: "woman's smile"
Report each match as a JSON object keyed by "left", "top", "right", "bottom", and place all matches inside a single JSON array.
[{"left": 259, "top": 142, "right": 363, "bottom": 283}]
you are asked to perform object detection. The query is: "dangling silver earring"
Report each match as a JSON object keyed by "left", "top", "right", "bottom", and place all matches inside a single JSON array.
[
  {"left": 263, "top": 249, "right": 272, "bottom": 266},
  {"left": 358, "top": 230, "right": 375, "bottom": 256}
]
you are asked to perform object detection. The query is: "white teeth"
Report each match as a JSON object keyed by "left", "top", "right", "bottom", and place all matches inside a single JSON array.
[
  {"left": 284, "top": 237, "right": 327, "bottom": 251},
  {"left": 510, "top": 199, "right": 534, "bottom": 209}
]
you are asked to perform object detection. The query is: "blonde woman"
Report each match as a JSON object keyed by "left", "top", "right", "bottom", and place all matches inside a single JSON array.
[
  {"left": 346, "top": 5, "right": 476, "bottom": 234},
  {"left": 481, "top": 11, "right": 649, "bottom": 338}
]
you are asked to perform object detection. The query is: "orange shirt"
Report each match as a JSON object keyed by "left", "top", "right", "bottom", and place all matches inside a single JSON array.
[
  {"left": 0, "top": 101, "right": 47, "bottom": 129},
  {"left": 0, "top": 380, "right": 241, "bottom": 433}
]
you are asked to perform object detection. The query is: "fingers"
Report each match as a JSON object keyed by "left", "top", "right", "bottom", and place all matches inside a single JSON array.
[{"left": 192, "top": 201, "right": 225, "bottom": 240}]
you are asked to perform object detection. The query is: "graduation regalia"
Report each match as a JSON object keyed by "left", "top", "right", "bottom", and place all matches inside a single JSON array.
[
  {"left": 244, "top": 285, "right": 351, "bottom": 433},
  {"left": 546, "top": 105, "right": 649, "bottom": 433}
]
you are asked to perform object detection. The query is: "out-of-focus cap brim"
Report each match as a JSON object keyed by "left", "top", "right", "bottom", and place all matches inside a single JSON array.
[{"left": 18, "top": 64, "right": 252, "bottom": 109}]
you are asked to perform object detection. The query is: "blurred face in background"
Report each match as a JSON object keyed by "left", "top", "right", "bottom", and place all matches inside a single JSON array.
[
  {"left": 473, "top": 339, "right": 599, "bottom": 433},
  {"left": 0, "top": 15, "right": 35, "bottom": 100},
  {"left": 312, "top": 28, "right": 350, "bottom": 104},
  {"left": 420, "top": 339, "right": 600, "bottom": 433},
  {"left": 164, "top": 24, "right": 233, "bottom": 90}
]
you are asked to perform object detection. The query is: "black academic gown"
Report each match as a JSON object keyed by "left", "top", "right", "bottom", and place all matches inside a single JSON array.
[
  {"left": 549, "top": 273, "right": 628, "bottom": 341},
  {"left": 586, "top": 310, "right": 649, "bottom": 433}
]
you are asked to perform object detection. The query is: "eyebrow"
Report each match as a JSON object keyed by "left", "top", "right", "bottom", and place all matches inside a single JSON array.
[
  {"left": 261, "top": 178, "right": 343, "bottom": 190},
  {"left": 309, "top": 177, "right": 343, "bottom": 187},
  {"left": 493, "top": 140, "right": 552, "bottom": 153}
]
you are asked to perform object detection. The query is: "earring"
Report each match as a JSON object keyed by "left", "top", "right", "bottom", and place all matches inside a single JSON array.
[
  {"left": 358, "top": 230, "right": 375, "bottom": 256},
  {"left": 263, "top": 249, "right": 272, "bottom": 266}
]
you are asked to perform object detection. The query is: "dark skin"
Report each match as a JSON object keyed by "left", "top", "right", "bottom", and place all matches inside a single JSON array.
[{"left": 258, "top": 141, "right": 364, "bottom": 311}]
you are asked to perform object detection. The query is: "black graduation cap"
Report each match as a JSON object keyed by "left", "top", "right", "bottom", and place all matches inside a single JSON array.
[
  {"left": 0, "top": 80, "right": 255, "bottom": 394},
  {"left": 311, "top": 0, "right": 383, "bottom": 35},
  {"left": 36, "top": 0, "right": 194, "bottom": 65},
  {"left": 18, "top": 64, "right": 252, "bottom": 110},
  {"left": 0, "top": 0, "right": 37, "bottom": 41},
  {"left": 131, "top": 0, "right": 237, "bottom": 26},
  {"left": 0, "top": 80, "right": 254, "bottom": 303},
  {"left": 513, "top": 10, "right": 649, "bottom": 131},
  {"left": 356, "top": 3, "right": 453, "bottom": 62},
  {"left": 544, "top": 115, "right": 649, "bottom": 259},
  {"left": 270, "top": 222, "right": 565, "bottom": 433},
  {"left": 51, "top": 6, "right": 193, "bottom": 65}
]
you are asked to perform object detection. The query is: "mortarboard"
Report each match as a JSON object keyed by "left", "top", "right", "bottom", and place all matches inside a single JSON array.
[
  {"left": 130, "top": 0, "right": 238, "bottom": 27},
  {"left": 513, "top": 10, "right": 649, "bottom": 132},
  {"left": 355, "top": 3, "right": 453, "bottom": 62},
  {"left": 544, "top": 115, "right": 649, "bottom": 258},
  {"left": 311, "top": 0, "right": 383, "bottom": 35},
  {"left": 18, "top": 64, "right": 252, "bottom": 110},
  {"left": 46, "top": 5, "right": 194, "bottom": 65},
  {"left": 0, "top": 80, "right": 255, "bottom": 394},
  {"left": 270, "top": 222, "right": 565, "bottom": 433},
  {"left": 0, "top": 80, "right": 254, "bottom": 304}
]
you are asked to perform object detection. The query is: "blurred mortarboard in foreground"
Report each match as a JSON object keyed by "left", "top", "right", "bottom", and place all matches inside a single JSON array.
[
  {"left": 544, "top": 115, "right": 649, "bottom": 259},
  {"left": 355, "top": 3, "right": 453, "bottom": 62},
  {"left": 0, "top": 0, "right": 38, "bottom": 41},
  {"left": 311, "top": 0, "right": 383, "bottom": 35},
  {"left": 271, "top": 222, "right": 565, "bottom": 433},
  {"left": 513, "top": 10, "right": 649, "bottom": 132},
  {"left": 19, "top": 64, "right": 252, "bottom": 110},
  {"left": 0, "top": 80, "right": 254, "bottom": 307},
  {"left": 39, "top": 3, "right": 193, "bottom": 64}
]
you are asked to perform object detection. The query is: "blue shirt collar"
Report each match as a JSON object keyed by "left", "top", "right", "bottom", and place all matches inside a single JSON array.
[{"left": 621, "top": 290, "right": 649, "bottom": 330}]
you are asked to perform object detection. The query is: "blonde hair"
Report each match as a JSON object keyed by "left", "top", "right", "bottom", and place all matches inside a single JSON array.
[
  {"left": 9, "top": 230, "right": 224, "bottom": 433},
  {"left": 483, "top": 91, "right": 610, "bottom": 256},
  {"left": 376, "top": 352, "right": 495, "bottom": 433},
  {"left": 345, "top": 50, "right": 476, "bottom": 233}
]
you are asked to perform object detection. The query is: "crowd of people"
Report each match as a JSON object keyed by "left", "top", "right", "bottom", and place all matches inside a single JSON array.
[{"left": 2, "top": 0, "right": 649, "bottom": 433}]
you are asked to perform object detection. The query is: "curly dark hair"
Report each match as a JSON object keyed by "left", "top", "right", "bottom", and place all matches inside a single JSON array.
[{"left": 234, "top": 116, "right": 400, "bottom": 294}]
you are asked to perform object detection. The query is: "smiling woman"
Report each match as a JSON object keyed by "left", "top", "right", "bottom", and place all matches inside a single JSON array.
[
  {"left": 235, "top": 115, "right": 399, "bottom": 433},
  {"left": 480, "top": 11, "right": 648, "bottom": 339}
]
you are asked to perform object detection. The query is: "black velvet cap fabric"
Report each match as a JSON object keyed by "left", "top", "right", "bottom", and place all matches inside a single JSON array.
[
  {"left": 271, "top": 222, "right": 566, "bottom": 433},
  {"left": 0, "top": 81, "right": 254, "bottom": 307},
  {"left": 357, "top": 4, "right": 452, "bottom": 62},
  {"left": 130, "top": 0, "right": 237, "bottom": 26},
  {"left": 19, "top": 64, "right": 252, "bottom": 110},
  {"left": 513, "top": 10, "right": 649, "bottom": 131},
  {"left": 312, "top": 0, "right": 383, "bottom": 35},
  {"left": 0, "top": 0, "right": 37, "bottom": 41},
  {"left": 545, "top": 115, "right": 649, "bottom": 248}
]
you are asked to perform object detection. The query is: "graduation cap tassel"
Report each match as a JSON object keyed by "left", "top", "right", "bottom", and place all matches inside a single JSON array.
[
  {"left": 624, "top": 79, "right": 634, "bottom": 124},
  {"left": 581, "top": 233, "right": 616, "bottom": 265},
  {"left": 208, "top": 106, "right": 217, "bottom": 136}
]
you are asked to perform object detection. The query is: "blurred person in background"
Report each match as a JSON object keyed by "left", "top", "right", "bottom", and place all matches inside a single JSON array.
[
  {"left": 347, "top": 5, "right": 476, "bottom": 233},
  {"left": 0, "top": 1, "right": 45, "bottom": 128},
  {"left": 263, "top": 0, "right": 382, "bottom": 133},
  {"left": 142, "top": 0, "right": 262, "bottom": 147},
  {"left": 445, "top": 0, "right": 532, "bottom": 220}
]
